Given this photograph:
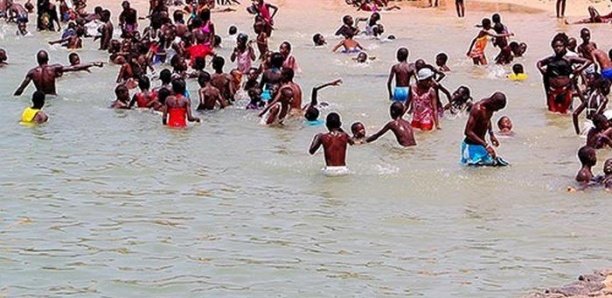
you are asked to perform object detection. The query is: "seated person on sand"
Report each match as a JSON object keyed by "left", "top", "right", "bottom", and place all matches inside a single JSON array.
[
  {"left": 366, "top": 102, "right": 416, "bottom": 147},
  {"left": 309, "top": 112, "right": 354, "bottom": 177},
  {"left": 569, "top": 6, "right": 612, "bottom": 24},
  {"left": 332, "top": 32, "right": 364, "bottom": 54},
  {"left": 351, "top": 122, "right": 367, "bottom": 144}
]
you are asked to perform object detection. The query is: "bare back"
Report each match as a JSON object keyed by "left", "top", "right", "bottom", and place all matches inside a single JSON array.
[
  {"left": 389, "top": 119, "right": 416, "bottom": 147},
  {"left": 320, "top": 131, "right": 350, "bottom": 167},
  {"left": 393, "top": 62, "right": 414, "bottom": 87}
]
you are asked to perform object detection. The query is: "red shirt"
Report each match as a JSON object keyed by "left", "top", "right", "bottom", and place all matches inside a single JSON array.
[{"left": 188, "top": 44, "right": 213, "bottom": 66}]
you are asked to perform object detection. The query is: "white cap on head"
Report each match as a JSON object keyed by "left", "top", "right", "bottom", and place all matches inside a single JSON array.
[{"left": 417, "top": 68, "right": 434, "bottom": 81}]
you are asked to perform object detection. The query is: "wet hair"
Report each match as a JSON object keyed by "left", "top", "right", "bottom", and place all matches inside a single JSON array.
[
  {"left": 36, "top": 50, "right": 49, "bottom": 65},
  {"left": 458, "top": 86, "right": 471, "bottom": 98},
  {"left": 281, "top": 68, "right": 294, "bottom": 82},
  {"left": 397, "top": 47, "right": 409, "bottom": 61},
  {"left": 342, "top": 15, "right": 352, "bottom": 25},
  {"left": 271, "top": 52, "right": 284, "bottom": 68},
  {"left": 326, "top": 112, "right": 341, "bottom": 130},
  {"left": 351, "top": 122, "right": 363, "bottom": 133},
  {"left": 237, "top": 33, "right": 248, "bottom": 44},
  {"left": 593, "top": 113, "right": 608, "bottom": 129},
  {"left": 198, "top": 71, "right": 211, "bottom": 86},
  {"left": 304, "top": 106, "right": 319, "bottom": 121},
  {"left": 578, "top": 146, "right": 597, "bottom": 167},
  {"left": 512, "top": 63, "right": 524, "bottom": 74},
  {"left": 551, "top": 32, "right": 569, "bottom": 47},
  {"left": 497, "top": 116, "right": 510, "bottom": 128},
  {"left": 160, "top": 69, "right": 172, "bottom": 84},
  {"left": 214, "top": 35, "right": 222, "bottom": 48},
  {"left": 172, "top": 79, "right": 186, "bottom": 95},
  {"left": 436, "top": 53, "right": 448, "bottom": 64},
  {"left": 68, "top": 53, "right": 79, "bottom": 63},
  {"left": 212, "top": 56, "right": 225, "bottom": 71},
  {"left": 390, "top": 102, "right": 404, "bottom": 119},
  {"left": 193, "top": 57, "right": 206, "bottom": 70},
  {"left": 157, "top": 88, "right": 170, "bottom": 105},
  {"left": 138, "top": 76, "right": 151, "bottom": 90},
  {"left": 229, "top": 25, "right": 237, "bottom": 35},
  {"left": 492, "top": 13, "right": 501, "bottom": 23},
  {"left": 312, "top": 33, "right": 323, "bottom": 45},
  {"left": 32, "top": 91, "right": 45, "bottom": 109},
  {"left": 481, "top": 18, "right": 492, "bottom": 28}
]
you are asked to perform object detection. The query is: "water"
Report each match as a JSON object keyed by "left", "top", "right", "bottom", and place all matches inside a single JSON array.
[{"left": 1, "top": 1, "right": 611, "bottom": 296}]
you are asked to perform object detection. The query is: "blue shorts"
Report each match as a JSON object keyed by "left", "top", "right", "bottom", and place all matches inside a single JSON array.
[
  {"left": 460, "top": 140, "right": 508, "bottom": 166},
  {"left": 261, "top": 89, "right": 272, "bottom": 102},
  {"left": 602, "top": 68, "right": 612, "bottom": 80},
  {"left": 393, "top": 87, "right": 409, "bottom": 103}
]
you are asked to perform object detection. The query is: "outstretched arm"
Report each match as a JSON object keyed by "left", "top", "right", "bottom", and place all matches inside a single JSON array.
[
  {"left": 308, "top": 79, "right": 342, "bottom": 108},
  {"left": 366, "top": 123, "right": 391, "bottom": 143},
  {"left": 332, "top": 40, "right": 344, "bottom": 53},
  {"left": 14, "top": 72, "right": 33, "bottom": 96}
]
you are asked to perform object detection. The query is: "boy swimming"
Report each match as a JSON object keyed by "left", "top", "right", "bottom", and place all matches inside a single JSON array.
[
  {"left": 497, "top": 116, "right": 514, "bottom": 136},
  {"left": 20, "top": 91, "right": 48, "bottom": 124},
  {"left": 508, "top": 63, "right": 528, "bottom": 81}
]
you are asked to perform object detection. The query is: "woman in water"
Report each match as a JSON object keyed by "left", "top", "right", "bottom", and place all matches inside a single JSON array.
[
  {"left": 537, "top": 33, "right": 591, "bottom": 114},
  {"left": 408, "top": 68, "right": 440, "bottom": 131},
  {"left": 162, "top": 79, "right": 200, "bottom": 128}
]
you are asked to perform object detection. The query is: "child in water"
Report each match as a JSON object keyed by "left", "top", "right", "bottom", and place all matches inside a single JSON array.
[
  {"left": 444, "top": 86, "right": 473, "bottom": 115},
  {"left": 309, "top": 112, "right": 354, "bottom": 177},
  {"left": 353, "top": 52, "right": 375, "bottom": 63},
  {"left": 366, "top": 102, "right": 416, "bottom": 147},
  {"left": 20, "top": 91, "right": 48, "bottom": 124},
  {"left": 332, "top": 31, "right": 364, "bottom": 54},
  {"left": 312, "top": 33, "right": 326, "bottom": 46},
  {"left": 351, "top": 122, "right": 367, "bottom": 144},
  {"left": 575, "top": 145, "right": 597, "bottom": 185},
  {"left": 436, "top": 53, "right": 450, "bottom": 72},
  {"left": 508, "top": 63, "right": 528, "bottom": 81},
  {"left": 497, "top": 116, "right": 514, "bottom": 136}
]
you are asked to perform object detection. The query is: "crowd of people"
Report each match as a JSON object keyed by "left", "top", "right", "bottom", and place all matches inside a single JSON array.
[{"left": 1, "top": 0, "right": 611, "bottom": 188}]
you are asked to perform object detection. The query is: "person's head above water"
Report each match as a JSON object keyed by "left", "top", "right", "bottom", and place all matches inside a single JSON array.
[
  {"left": 342, "top": 15, "right": 353, "bottom": 26},
  {"left": 160, "top": 69, "right": 172, "bottom": 84},
  {"left": 435, "top": 53, "right": 448, "bottom": 66},
  {"left": 0, "top": 49, "right": 7, "bottom": 63},
  {"left": 115, "top": 84, "right": 129, "bottom": 100},
  {"left": 228, "top": 25, "right": 237, "bottom": 35},
  {"left": 396, "top": 47, "right": 408, "bottom": 62},
  {"left": 414, "top": 59, "right": 426, "bottom": 70},
  {"left": 32, "top": 90, "right": 45, "bottom": 109},
  {"left": 485, "top": 92, "right": 507, "bottom": 111},
  {"left": 281, "top": 68, "right": 295, "bottom": 82},
  {"left": 593, "top": 113, "right": 609, "bottom": 130},
  {"left": 37, "top": 50, "right": 49, "bottom": 65},
  {"left": 568, "top": 38, "right": 577, "bottom": 51},
  {"left": 138, "top": 75, "right": 151, "bottom": 90},
  {"left": 198, "top": 71, "right": 211, "bottom": 87},
  {"left": 356, "top": 52, "right": 368, "bottom": 63},
  {"left": 497, "top": 116, "right": 512, "bottom": 131},
  {"left": 351, "top": 122, "right": 366, "bottom": 138},
  {"left": 313, "top": 33, "right": 326, "bottom": 46},
  {"left": 326, "top": 112, "right": 341, "bottom": 130},
  {"left": 453, "top": 86, "right": 471, "bottom": 102},
  {"left": 212, "top": 56, "right": 225, "bottom": 72},
  {"left": 481, "top": 18, "right": 492, "bottom": 30},
  {"left": 390, "top": 102, "right": 405, "bottom": 119},
  {"left": 492, "top": 13, "right": 501, "bottom": 23},
  {"left": 157, "top": 88, "right": 170, "bottom": 105},
  {"left": 172, "top": 78, "right": 187, "bottom": 95},
  {"left": 270, "top": 52, "right": 284, "bottom": 69},
  {"left": 578, "top": 145, "right": 597, "bottom": 167},
  {"left": 305, "top": 106, "right": 319, "bottom": 121},
  {"left": 604, "top": 159, "right": 612, "bottom": 176},
  {"left": 512, "top": 63, "right": 524, "bottom": 74},
  {"left": 551, "top": 32, "right": 569, "bottom": 56},
  {"left": 580, "top": 28, "right": 590, "bottom": 42}
]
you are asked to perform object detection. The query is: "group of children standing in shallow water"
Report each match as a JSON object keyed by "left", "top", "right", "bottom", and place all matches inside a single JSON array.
[{"left": 3, "top": 0, "right": 612, "bottom": 188}]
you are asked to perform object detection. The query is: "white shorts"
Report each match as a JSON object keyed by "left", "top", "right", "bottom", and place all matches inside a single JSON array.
[{"left": 322, "top": 166, "right": 350, "bottom": 177}]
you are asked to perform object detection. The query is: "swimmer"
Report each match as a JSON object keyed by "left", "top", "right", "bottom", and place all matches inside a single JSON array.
[
  {"left": 111, "top": 84, "right": 130, "bottom": 109},
  {"left": 585, "top": 44, "right": 612, "bottom": 80},
  {"left": 508, "top": 63, "right": 528, "bottom": 81},
  {"left": 602, "top": 159, "right": 612, "bottom": 190},
  {"left": 387, "top": 47, "right": 415, "bottom": 103},
  {"left": 444, "top": 86, "right": 473, "bottom": 115},
  {"left": 335, "top": 15, "right": 359, "bottom": 38},
  {"left": 244, "top": 67, "right": 260, "bottom": 91},
  {"left": 20, "top": 91, "right": 48, "bottom": 124},
  {"left": 246, "top": 87, "right": 263, "bottom": 110},
  {"left": 309, "top": 112, "right": 354, "bottom": 176},
  {"left": 14, "top": 50, "right": 102, "bottom": 96},
  {"left": 313, "top": 33, "right": 326, "bottom": 46},
  {"left": 466, "top": 18, "right": 513, "bottom": 65},
  {"left": 129, "top": 76, "right": 159, "bottom": 109},
  {"left": 303, "top": 78, "right": 342, "bottom": 123},
  {"left": 332, "top": 31, "right": 364, "bottom": 53},
  {"left": 211, "top": 56, "right": 235, "bottom": 102},
  {"left": 162, "top": 79, "right": 200, "bottom": 127},
  {"left": 353, "top": 52, "right": 375, "bottom": 63},
  {"left": 573, "top": 78, "right": 610, "bottom": 135},
  {"left": 259, "top": 52, "right": 284, "bottom": 102},
  {"left": 351, "top": 122, "right": 367, "bottom": 144},
  {"left": 0, "top": 49, "right": 7, "bottom": 66},
  {"left": 197, "top": 71, "right": 228, "bottom": 110},
  {"left": 586, "top": 114, "right": 612, "bottom": 149},
  {"left": 16, "top": 20, "right": 29, "bottom": 36},
  {"left": 367, "top": 102, "right": 416, "bottom": 147},
  {"left": 461, "top": 92, "right": 508, "bottom": 166},
  {"left": 228, "top": 25, "right": 237, "bottom": 42},
  {"left": 259, "top": 87, "right": 293, "bottom": 125},
  {"left": 436, "top": 53, "right": 450, "bottom": 72},
  {"left": 509, "top": 41, "right": 527, "bottom": 58},
  {"left": 497, "top": 116, "right": 514, "bottom": 136},
  {"left": 576, "top": 146, "right": 596, "bottom": 184}
]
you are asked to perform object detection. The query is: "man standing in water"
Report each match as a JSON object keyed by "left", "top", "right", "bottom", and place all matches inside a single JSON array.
[
  {"left": 461, "top": 92, "right": 508, "bottom": 166},
  {"left": 387, "top": 47, "right": 415, "bottom": 103},
  {"left": 14, "top": 50, "right": 102, "bottom": 96},
  {"left": 309, "top": 112, "right": 354, "bottom": 176}
]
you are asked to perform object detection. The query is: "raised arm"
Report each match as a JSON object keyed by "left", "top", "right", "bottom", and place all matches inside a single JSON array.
[
  {"left": 14, "top": 71, "right": 33, "bottom": 96},
  {"left": 309, "top": 79, "right": 342, "bottom": 108},
  {"left": 366, "top": 123, "right": 391, "bottom": 143}
]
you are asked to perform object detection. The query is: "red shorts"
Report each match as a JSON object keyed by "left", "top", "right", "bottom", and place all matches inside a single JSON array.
[
  {"left": 547, "top": 86, "right": 572, "bottom": 114},
  {"left": 411, "top": 119, "right": 434, "bottom": 131}
]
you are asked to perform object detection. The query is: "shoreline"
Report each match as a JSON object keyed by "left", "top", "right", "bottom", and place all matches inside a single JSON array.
[{"left": 526, "top": 269, "right": 612, "bottom": 297}]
